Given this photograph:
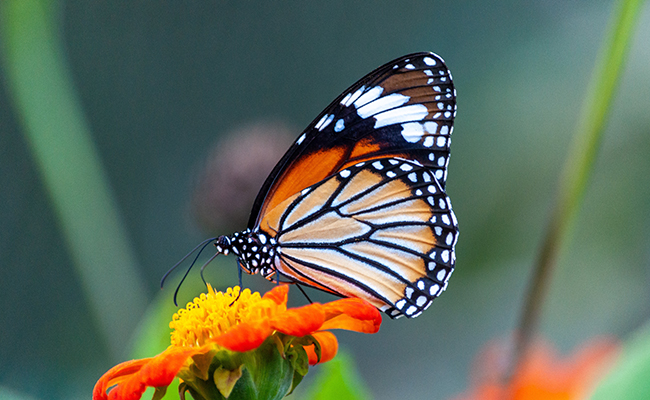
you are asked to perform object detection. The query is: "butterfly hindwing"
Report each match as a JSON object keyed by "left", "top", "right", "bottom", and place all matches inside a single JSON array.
[
  {"left": 258, "top": 158, "right": 458, "bottom": 318},
  {"left": 249, "top": 52, "right": 456, "bottom": 229}
]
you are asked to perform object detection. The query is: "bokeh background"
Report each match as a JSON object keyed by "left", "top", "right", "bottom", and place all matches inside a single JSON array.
[{"left": 1, "top": 1, "right": 649, "bottom": 399}]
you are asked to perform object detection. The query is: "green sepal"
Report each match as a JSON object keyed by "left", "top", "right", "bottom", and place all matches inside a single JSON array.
[
  {"left": 214, "top": 364, "right": 244, "bottom": 398},
  {"left": 177, "top": 337, "right": 300, "bottom": 400},
  {"left": 190, "top": 349, "right": 218, "bottom": 381},
  {"left": 152, "top": 386, "right": 168, "bottom": 400}
]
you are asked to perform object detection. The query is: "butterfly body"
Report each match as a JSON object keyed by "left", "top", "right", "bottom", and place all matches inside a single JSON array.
[{"left": 199, "top": 52, "right": 458, "bottom": 319}]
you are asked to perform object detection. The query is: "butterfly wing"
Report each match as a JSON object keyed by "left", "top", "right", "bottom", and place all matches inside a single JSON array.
[
  {"left": 258, "top": 158, "right": 458, "bottom": 319},
  {"left": 248, "top": 52, "right": 456, "bottom": 229}
]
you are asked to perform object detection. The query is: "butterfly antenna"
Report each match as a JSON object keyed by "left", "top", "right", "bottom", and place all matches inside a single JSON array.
[
  {"left": 160, "top": 237, "right": 218, "bottom": 289},
  {"left": 229, "top": 264, "right": 245, "bottom": 307},
  {"left": 199, "top": 251, "right": 221, "bottom": 286},
  {"left": 295, "top": 283, "right": 313, "bottom": 304}
]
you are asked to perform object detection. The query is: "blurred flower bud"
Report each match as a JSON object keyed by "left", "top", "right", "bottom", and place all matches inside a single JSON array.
[{"left": 192, "top": 120, "right": 295, "bottom": 234}]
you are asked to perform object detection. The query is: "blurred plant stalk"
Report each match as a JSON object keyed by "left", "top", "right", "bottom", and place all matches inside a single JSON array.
[
  {"left": 510, "top": 0, "right": 646, "bottom": 386},
  {"left": 0, "top": 0, "right": 147, "bottom": 359}
]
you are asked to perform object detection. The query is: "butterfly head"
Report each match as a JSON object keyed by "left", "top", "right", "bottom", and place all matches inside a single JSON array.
[{"left": 218, "top": 229, "right": 279, "bottom": 280}]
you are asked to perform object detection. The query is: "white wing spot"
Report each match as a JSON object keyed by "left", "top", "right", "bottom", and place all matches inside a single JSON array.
[
  {"left": 408, "top": 172, "right": 417, "bottom": 182},
  {"left": 400, "top": 163, "right": 413, "bottom": 172},
  {"left": 423, "top": 136, "right": 434, "bottom": 147},
  {"left": 401, "top": 122, "right": 425, "bottom": 143},
  {"left": 372, "top": 161, "right": 384, "bottom": 170},
  {"left": 343, "top": 85, "right": 366, "bottom": 107},
  {"left": 424, "top": 121, "right": 438, "bottom": 133},
  {"left": 375, "top": 104, "right": 428, "bottom": 129},
  {"left": 437, "top": 269, "right": 446, "bottom": 281},
  {"left": 430, "top": 284, "right": 440, "bottom": 296},
  {"left": 334, "top": 118, "right": 345, "bottom": 132},
  {"left": 441, "top": 250, "right": 450, "bottom": 263},
  {"left": 296, "top": 133, "right": 307, "bottom": 145},
  {"left": 340, "top": 92, "right": 352, "bottom": 106},
  {"left": 314, "top": 114, "right": 329, "bottom": 130},
  {"left": 437, "top": 137, "right": 447, "bottom": 147},
  {"left": 405, "top": 63, "right": 415, "bottom": 70},
  {"left": 446, "top": 232, "right": 454, "bottom": 245},
  {"left": 339, "top": 169, "right": 351, "bottom": 178},
  {"left": 354, "top": 86, "right": 385, "bottom": 109},
  {"left": 320, "top": 114, "right": 334, "bottom": 131},
  {"left": 423, "top": 57, "right": 437, "bottom": 66},
  {"left": 386, "top": 171, "right": 397, "bottom": 178},
  {"left": 357, "top": 92, "right": 409, "bottom": 119}
]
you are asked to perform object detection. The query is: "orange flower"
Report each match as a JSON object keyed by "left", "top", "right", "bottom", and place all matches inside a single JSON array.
[
  {"left": 452, "top": 337, "right": 620, "bottom": 400},
  {"left": 93, "top": 285, "right": 381, "bottom": 400}
]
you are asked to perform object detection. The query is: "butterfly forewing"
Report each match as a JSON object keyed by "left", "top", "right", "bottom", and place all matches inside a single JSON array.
[
  {"left": 258, "top": 158, "right": 458, "bottom": 319},
  {"left": 248, "top": 52, "right": 456, "bottom": 229}
]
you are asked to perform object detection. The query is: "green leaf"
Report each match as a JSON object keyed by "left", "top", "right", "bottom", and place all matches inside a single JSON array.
[
  {"left": 303, "top": 351, "right": 372, "bottom": 400},
  {"left": 588, "top": 321, "right": 650, "bottom": 400}
]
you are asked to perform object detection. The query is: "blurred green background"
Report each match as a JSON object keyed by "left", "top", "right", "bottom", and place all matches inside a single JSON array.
[{"left": 1, "top": 1, "right": 649, "bottom": 399}]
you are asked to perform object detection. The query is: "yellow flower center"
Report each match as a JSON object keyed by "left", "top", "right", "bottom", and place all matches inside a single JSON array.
[{"left": 170, "top": 285, "right": 264, "bottom": 347}]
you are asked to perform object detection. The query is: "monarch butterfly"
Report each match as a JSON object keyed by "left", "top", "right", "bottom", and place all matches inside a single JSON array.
[{"left": 168, "top": 52, "right": 458, "bottom": 319}]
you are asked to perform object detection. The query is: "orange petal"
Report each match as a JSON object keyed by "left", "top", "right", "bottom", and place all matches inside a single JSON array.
[
  {"left": 306, "top": 331, "right": 339, "bottom": 365},
  {"left": 319, "top": 298, "right": 382, "bottom": 333},
  {"left": 94, "top": 347, "right": 197, "bottom": 400},
  {"left": 93, "top": 358, "right": 151, "bottom": 400},
  {"left": 271, "top": 303, "right": 325, "bottom": 336},
  {"left": 262, "top": 284, "right": 289, "bottom": 305},
  {"left": 213, "top": 320, "right": 274, "bottom": 352},
  {"left": 139, "top": 347, "right": 197, "bottom": 387}
]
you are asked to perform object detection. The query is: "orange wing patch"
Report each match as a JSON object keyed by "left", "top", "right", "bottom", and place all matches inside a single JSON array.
[{"left": 258, "top": 146, "right": 346, "bottom": 222}]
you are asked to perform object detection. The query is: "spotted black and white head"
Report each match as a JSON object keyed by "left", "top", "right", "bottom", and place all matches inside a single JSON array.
[{"left": 216, "top": 229, "right": 279, "bottom": 280}]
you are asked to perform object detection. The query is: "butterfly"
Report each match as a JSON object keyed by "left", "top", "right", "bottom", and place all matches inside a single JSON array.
[{"left": 167, "top": 52, "right": 458, "bottom": 319}]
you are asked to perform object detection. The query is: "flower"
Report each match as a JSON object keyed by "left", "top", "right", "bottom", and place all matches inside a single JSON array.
[
  {"left": 451, "top": 337, "right": 620, "bottom": 400},
  {"left": 93, "top": 285, "right": 381, "bottom": 400}
]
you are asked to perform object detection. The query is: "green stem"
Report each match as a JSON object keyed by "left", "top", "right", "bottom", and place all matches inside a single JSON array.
[
  {"left": 0, "top": 0, "right": 148, "bottom": 359},
  {"left": 509, "top": 0, "right": 646, "bottom": 382}
]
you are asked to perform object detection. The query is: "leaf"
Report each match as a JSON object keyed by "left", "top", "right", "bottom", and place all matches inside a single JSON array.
[
  {"left": 589, "top": 321, "right": 650, "bottom": 400},
  {"left": 303, "top": 350, "right": 372, "bottom": 400}
]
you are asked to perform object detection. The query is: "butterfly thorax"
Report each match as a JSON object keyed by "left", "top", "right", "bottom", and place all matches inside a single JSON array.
[{"left": 216, "top": 229, "right": 279, "bottom": 280}]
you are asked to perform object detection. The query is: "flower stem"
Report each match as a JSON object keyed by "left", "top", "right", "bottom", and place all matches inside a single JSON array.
[{"left": 509, "top": 0, "right": 645, "bottom": 384}]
